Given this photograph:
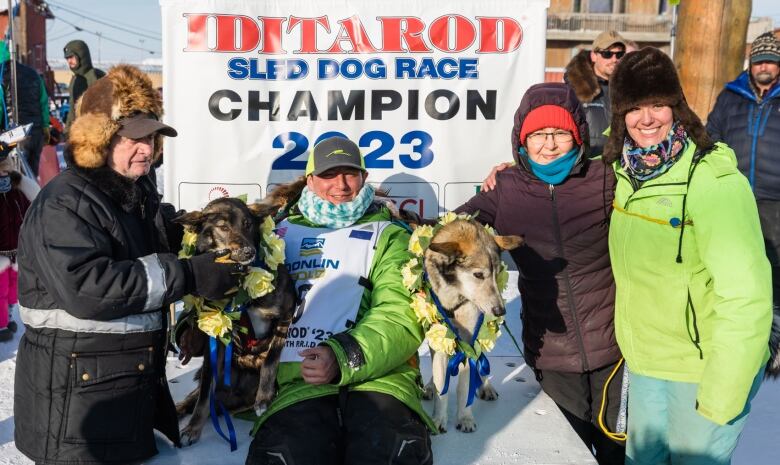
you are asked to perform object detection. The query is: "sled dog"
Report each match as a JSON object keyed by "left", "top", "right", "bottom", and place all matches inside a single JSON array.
[
  {"left": 422, "top": 219, "right": 522, "bottom": 433},
  {"left": 173, "top": 198, "right": 296, "bottom": 445}
]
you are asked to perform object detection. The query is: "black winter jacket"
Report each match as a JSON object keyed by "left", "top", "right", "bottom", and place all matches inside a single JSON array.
[
  {"left": 564, "top": 50, "right": 611, "bottom": 157},
  {"left": 14, "top": 166, "right": 188, "bottom": 464},
  {"left": 706, "top": 72, "right": 780, "bottom": 201},
  {"left": 1, "top": 60, "right": 46, "bottom": 130},
  {"left": 456, "top": 83, "right": 620, "bottom": 373}
]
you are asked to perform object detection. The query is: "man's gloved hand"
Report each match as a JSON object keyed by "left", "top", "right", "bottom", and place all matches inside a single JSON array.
[{"left": 181, "top": 250, "right": 247, "bottom": 300}]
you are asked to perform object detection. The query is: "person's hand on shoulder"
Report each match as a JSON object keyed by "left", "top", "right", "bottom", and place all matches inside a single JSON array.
[{"left": 481, "top": 161, "right": 514, "bottom": 192}]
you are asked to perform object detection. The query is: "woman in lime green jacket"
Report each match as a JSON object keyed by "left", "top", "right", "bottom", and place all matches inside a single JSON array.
[{"left": 604, "top": 48, "right": 772, "bottom": 465}]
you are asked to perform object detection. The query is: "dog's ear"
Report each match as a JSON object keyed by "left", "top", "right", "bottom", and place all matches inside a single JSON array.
[
  {"left": 247, "top": 202, "right": 277, "bottom": 221},
  {"left": 428, "top": 241, "right": 462, "bottom": 258},
  {"left": 173, "top": 210, "right": 205, "bottom": 230},
  {"left": 494, "top": 235, "right": 524, "bottom": 251}
]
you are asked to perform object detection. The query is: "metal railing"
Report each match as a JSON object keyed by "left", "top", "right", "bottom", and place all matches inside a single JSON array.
[{"left": 547, "top": 12, "right": 672, "bottom": 34}]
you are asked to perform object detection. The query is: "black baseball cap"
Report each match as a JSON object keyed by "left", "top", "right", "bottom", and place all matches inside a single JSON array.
[
  {"left": 116, "top": 113, "right": 178, "bottom": 139},
  {"left": 305, "top": 136, "right": 365, "bottom": 176}
]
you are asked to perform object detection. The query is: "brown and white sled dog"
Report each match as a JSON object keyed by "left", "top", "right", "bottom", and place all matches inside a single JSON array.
[
  {"left": 173, "top": 198, "right": 297, "bottom": 446},
  {"left": 422, "top": 219, "right": 522, "bottom": 432}
]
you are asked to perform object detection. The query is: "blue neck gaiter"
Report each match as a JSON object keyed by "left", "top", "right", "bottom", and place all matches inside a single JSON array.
[{"left": 519, "top": 147, "right": 580, "bottom": 185}]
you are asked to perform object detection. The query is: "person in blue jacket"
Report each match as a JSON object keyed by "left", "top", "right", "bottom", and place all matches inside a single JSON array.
[{"left": 706, "top": 32, "right": 780, "bottom": 309}]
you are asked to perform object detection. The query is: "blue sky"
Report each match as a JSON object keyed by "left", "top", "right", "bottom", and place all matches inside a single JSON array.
[{"left": 42, "top": 0, "right": 780, "bottom": 63}]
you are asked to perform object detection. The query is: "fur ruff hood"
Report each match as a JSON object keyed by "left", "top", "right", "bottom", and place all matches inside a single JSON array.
[
  {"left": 564, "top": 50, "right": 602, "bottom": 104},
  {"left": 603, "top": 47, "right": 713, "bottom": 163},
  {"left": 68, "top": 65, "right": 165, "bottom": 169}
]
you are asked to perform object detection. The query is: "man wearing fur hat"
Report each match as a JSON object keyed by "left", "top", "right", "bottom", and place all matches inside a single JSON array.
[
  {"left": 707, "top": 31, "right": 780, "bottom": 310},
  {"left": 13, "top": 65, "right": 246, "bottom": 465},
  {"left": 564, "top": 30, "right": 628, "bottom": 156}
]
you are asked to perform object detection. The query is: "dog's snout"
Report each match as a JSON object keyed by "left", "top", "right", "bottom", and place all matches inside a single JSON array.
[
  {"left": 231, "top": 246, "right": 257, "bottom": 265},
  {"left": 491, "top": 305, "right": 506, "bottom": 317}
]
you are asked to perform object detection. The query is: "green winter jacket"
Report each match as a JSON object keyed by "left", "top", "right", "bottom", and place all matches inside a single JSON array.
[
  {"left": 64, "top": 40, "right": 105, "bottom": 127},
  {"left": 251, "top": 202, "right": 436, "bottom": 433},
  {"left": 609, "top": 140, "right": 772, "bottom": 425}
]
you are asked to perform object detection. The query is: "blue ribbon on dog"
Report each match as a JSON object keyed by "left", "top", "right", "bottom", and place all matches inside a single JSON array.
[
  {"left": 209, "top": 337, "right": 237, "bottom": 451},
  {"left": 428, "top": 286, "right": 492, "bottom": 407},
  {"left": 206, "top": 251, "right": 270, "bottom": 451}
]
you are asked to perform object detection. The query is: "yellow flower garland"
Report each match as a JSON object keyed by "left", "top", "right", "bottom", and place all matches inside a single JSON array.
[
  {"left": 178, "top": 215, "right": 286, "bottom": 344},
  {"left": 402, "top": 213, "right": 510, "bottom": 357}
]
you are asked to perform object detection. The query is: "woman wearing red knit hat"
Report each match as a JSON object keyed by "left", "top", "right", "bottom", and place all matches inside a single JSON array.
[{"left": 456, "top": 82, "right": 625, "bottom": 465}]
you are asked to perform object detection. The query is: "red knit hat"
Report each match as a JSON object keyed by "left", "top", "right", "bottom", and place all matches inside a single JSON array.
[{"left": 518, "top": 105, "right": 582, "bottom": 146}]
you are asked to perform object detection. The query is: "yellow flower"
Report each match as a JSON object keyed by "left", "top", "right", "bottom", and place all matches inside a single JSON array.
[
  {"left": 197, "top": 310, "right": 232, "bottom": 338},
  {"left": 410, "top": 291, "right": 438, "bottom": 326},
  {"left": 484, "top": 224, "right": 497, "bottom": 236},
  {"left": 263, "top": 234, "right": 286, "bottom": 269},
  {"left": 408, "top": 225, "right": 434, "bottom": 256},
  {"left": 401, "top": 258, "right": 423, "bottom": 291},
  {"left": 438, "top": 212, "right": 471, "bottom": 226},
  {"left": 182, "top": 229, "right": 198, "bottom": 248},
  {"left": 243, "top": 267, "right": 276, "bottom": 298},
  {"left": 427, "top": 323, "right": 456, "bottom": 355},
  {"left": 438, "top": 211, "right": 458, "bottom": 225},
  {"left": 179, "top": 229, "right": 198, "bottom": 258},
  {"left": 477, "top": 318, "right": 502, "bottom": 352},
  {"left": 182, "top": 294, "right": 204, "bottom": 312},
  {"left": 261, "top": 215, "right": 275, "bottom": 237},
  {"left": 496, "top": 261, "right": 509, "bottom": 293}
]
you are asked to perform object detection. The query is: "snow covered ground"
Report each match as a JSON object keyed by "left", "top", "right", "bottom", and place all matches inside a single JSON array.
[{"left": 2, "top": 282, "right": 779, "bottom": 464}]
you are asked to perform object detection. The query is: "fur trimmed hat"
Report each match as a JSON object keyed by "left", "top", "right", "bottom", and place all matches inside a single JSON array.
[
  {"left": 603, "top": 47, "right": 712, "bottom": 163},
  {"left": 68, "top": 64, "right": 176, "bottom": 169}
]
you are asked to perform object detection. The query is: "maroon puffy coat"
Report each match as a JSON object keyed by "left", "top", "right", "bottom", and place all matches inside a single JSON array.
[
  {"left": 456, "top": 83, "right": 620, "bottom": 373},
  {"left": 0, "top": 173, "right": 31, "bottom": 252}
]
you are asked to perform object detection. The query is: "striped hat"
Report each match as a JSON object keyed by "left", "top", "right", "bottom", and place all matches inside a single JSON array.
[{"left": 750, "top": 32, "right": 780, "bottom": 64}]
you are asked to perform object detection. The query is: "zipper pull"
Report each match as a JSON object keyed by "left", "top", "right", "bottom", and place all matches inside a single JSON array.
[{"left": 548, "top": 184, "right": 555, "bottom": 199}]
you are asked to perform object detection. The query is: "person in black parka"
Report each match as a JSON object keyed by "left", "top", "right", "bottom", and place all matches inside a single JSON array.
[{"left": 13, "top": 65, "right": 244, "bottom": 465}]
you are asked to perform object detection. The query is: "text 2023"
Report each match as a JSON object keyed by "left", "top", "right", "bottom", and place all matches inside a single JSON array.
[{"left": 271, "top": 130, "right": 434, "bottom": 170}]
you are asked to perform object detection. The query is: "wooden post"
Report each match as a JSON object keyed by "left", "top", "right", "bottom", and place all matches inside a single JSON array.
[{"left": 674, "top": 0, "right": 752, "bottom": 121}]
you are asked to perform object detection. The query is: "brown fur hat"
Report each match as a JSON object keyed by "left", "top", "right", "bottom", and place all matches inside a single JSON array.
[
  {"left": 603, "top": 47, "right": 712, "bottom": 163},
  {"left": 68, "top": 65, "right": 166, "bottom": 168}
]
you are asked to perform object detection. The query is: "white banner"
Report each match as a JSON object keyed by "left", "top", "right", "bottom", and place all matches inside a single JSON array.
[{"left": 160, "top": 0, "right": 549, "bottom": 213}]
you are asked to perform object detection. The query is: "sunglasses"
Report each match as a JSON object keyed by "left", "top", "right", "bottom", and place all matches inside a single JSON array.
[{"left": 597, "top": 50, "right": 626, "bottom": 59}]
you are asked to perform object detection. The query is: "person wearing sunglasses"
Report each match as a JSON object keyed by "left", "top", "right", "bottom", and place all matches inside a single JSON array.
[{"left": 565, "top": 30, "right": 628, "bottom": 157}]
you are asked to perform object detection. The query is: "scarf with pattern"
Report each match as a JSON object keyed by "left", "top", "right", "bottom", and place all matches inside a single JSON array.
[
  {"left": 621, "top": 122, "right": 688, "bottom": 181},
  {"left": 297, "top": 184, "right": 375, "bottom": 229}
]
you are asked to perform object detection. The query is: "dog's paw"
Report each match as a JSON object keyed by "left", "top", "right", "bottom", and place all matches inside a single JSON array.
[
  {"left": 422, "top": 380, "right": 437, "bottom": 401},
  {"left": 254, "top": 403, "right": 268, "bottom": 417},
  {"left": 180, "top": 425, "right": 203, "bottom": 446},
  {"left": 456, "top": 415, "right": 477, "bottom": 433},
  {"left": 478, "top": 384, "right": 499, "bottom": 401},
  {"left": 432, "top": 415, "right": 448, "bottom": 433}
]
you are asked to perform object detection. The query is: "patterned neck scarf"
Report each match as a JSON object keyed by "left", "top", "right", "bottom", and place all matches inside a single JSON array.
[
  {"left": 298, "top": 183, "right": 375, "bottom": 229},
  {"left": 621, "top": 121, "right": 688, "bottom": 181}
]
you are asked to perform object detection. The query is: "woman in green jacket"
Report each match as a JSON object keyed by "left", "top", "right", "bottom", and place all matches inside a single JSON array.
[{"left": 604, "top": 48, "right": 772, "bottom": 465}]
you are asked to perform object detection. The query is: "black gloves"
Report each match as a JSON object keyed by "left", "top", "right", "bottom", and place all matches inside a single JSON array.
[{"left": 181, "top": 250, "right": 246, "bottom": 300}]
